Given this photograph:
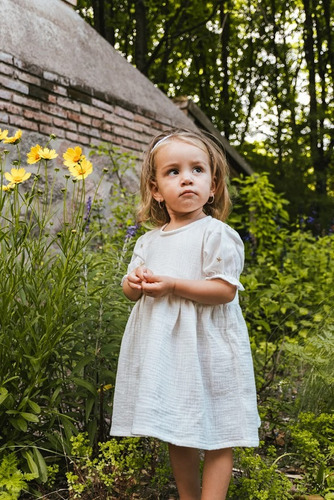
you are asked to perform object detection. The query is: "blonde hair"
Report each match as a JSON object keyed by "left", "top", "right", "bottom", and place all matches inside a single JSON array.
[{"left": 138, "top": 128, "right": 232, "bottom": 226}]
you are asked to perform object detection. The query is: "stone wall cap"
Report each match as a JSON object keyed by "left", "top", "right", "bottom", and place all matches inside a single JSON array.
[{"left": 1, "top": 0, "right": 195, "bottom": 130}]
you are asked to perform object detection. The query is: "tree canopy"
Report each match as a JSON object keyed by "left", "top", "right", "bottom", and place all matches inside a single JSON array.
[{"left": 76, "top": 0, "right": 334, "bottom": 231}]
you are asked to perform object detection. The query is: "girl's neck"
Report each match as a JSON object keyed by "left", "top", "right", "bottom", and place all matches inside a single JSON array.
[{"left": 163, "top": 210, "right": 207, "bottom": 231}]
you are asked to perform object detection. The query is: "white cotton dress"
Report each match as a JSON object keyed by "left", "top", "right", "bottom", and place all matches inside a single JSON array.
[{"left": 110, "top": 216, "right": 260, "bottom": 450}]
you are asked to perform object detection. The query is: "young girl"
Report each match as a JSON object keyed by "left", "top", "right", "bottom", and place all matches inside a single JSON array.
[{"left": 110, "top": 129, "right": 260, "bottom": 500}]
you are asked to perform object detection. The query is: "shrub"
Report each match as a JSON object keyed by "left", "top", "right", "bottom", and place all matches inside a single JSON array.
[
  {"left": 66, "top": 433, "right": 173, "bottom": 499},
  {"left": 0, "top": 131, "right": 139, "bottom": 487},
  {"left": 227, "top": 446, "right": 293, "bottom": 499}
]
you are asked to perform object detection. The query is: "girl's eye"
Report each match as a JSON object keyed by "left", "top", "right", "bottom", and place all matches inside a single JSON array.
[
  {"left": 193, "top": 166, "right": 203, "bottom": 173},
  {"left": 168, "top": 169, "right": 179, "bottom": 176}
]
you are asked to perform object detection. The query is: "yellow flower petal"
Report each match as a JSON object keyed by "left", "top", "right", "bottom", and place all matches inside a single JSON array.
[
  {"left": 27, "top": 144, "right": 42, "bottom": 164},
  {"left": 5, "top": 167, "right": 32, "bottom": 184},
  {"left": 38, "top": 147, "right": 58, "bottom": 160},
  {"left": 68, "top": 158, "right": 93, "bottom": 180},
  {"left": 3, "top": 129, "right": 22, "bottom": 144},
  {"left": 1, "top": 183, "right": 14, "bottom": 191},
  {"left": 0, "top": 129, "right": 9, "bottom": 141},
  {"left": 63, "top": 146, "right": 85, "bottom": 168}
]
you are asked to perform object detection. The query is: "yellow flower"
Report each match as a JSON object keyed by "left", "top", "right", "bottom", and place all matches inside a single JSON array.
[
  {"left": 0, "top": 129, "right": 9, "bottom": 141},
  {"left": 38, "top": 147, "right": 58, "bottom": 160},
  {"left": 63, "top": 146, "right": 85, "bottom": 168},
  {"left": 3, "top": 129, "right": 22, "bottom": 144},
  {"left": 68, "top": 158, "right": 93, "bottom": 180},
  {"left": 1, "top": 183, "right": 14, "bottom": 191},
  {"left": 27, "top": 144, "right": 42, "bottom": 164},
  {"left": 5, "top": 167, "right": 32, "bottom": 184}
]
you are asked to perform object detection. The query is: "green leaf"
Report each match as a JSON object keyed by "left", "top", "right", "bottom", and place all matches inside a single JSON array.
[
  {"left": 72, "top": 377, "right": 97, "bottom": 396},
  {"left": 21, "top": 412, "right": 40, "bottom": 423},
  {"left": 22, "top": 450, "right": 39, "bottom": 476},
  {"left": 33, "top": 447, "right": 48, "bottom": 483},
  {"left": 85, "top": 396, "right": 96, "bottom": 424},
  {"left": 9, "top": 416, "right": 28, "bottom": 432},
  {"left": 27, "top": 400, "right": 41, "bottom": 414},
  {"left": 0, "top": 387, "right": 8, "bottom": 405}
]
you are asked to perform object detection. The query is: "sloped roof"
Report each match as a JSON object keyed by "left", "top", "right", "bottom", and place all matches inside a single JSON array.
[{"left": 1, "top": 0, "right": 194, "bottom": 129}]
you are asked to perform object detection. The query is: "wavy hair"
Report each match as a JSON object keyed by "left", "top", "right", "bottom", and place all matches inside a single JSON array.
[{"left": 137, "top": 128, "right": 232, "bottom": 226}]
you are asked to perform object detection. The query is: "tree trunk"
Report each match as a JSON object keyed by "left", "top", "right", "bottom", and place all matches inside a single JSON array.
[
  {"left": 219, "top": 1, "right": 231, "bottom": 139},
  {"left": 135, "top": 0, "right": 148, "bottom": 75},
  {"left": 302, "top": 0, "right": 327, "bottom": 195}
]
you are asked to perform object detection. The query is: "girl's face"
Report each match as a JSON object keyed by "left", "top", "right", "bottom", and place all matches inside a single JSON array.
[{"left": 151, "top": 139, "right": 215, "bottom": 223}]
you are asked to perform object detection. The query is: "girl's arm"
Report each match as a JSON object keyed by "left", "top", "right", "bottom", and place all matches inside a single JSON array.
[{"left": 141, "top": 273, "right": 236, "bottom": 305}]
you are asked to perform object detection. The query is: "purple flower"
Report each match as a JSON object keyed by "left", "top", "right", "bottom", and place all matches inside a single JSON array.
[
  {"left": 84, "top": 196, "right": 92, "bottom": 232},
  {"left": 125, "top": 223, "right": 140, "bottom": 240}
]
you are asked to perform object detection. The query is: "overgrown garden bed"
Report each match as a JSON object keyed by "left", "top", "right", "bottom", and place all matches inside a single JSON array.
[{"left": 0, "top": 131, "right": 333, "bottom": 499}]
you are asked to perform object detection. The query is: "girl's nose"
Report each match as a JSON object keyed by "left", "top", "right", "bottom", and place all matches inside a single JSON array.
[{"left": 180, "top": 172, "right": 193, "bottom": 184}]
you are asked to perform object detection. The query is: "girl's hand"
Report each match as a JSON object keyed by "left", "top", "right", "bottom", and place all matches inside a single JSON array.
[
  {"left": 141, "top": 274, "right": 175, "bottom": 298},
  {"left": 127, "top": 266, "right": 153, "bottom": 290},
  {"left": 123, "top": 266, "right": 153, "bottom": 301}
]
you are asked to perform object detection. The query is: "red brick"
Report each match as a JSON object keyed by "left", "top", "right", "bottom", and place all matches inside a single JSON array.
[
  {"left": 80, "top": 103, "right": 101, "bottom": 118},
  {"left": 3, "top": 102, "right": 22, "bottom": 115},
  {"left": 57, "top": 96, "right": 81, "bottom": 112},
  {"left": 0, "top": 111, "right": 9, "bottom": 124},
  {"left": 39, "top": 124, "right": 59, "bottom": 136},
  {"left": 23, "top": 108, "right": 53, "bottom": 125},
  {"left": 114, "top": 105, "right": 134, "bottom": 120},
  {"left": 78, "top": 124, "right": 99, "bottom": 138},
  {"left": 53, "top": 85, "right": 67, "bottom": 97},
  {"left": 0, "top": 62, "right": 14, "bottom": 77},
  {"left": 12, "top": 94, "right": 41, "bottom": 110},
  {"left": 65, "top": 130, "right": 91, "bottom": 145},
  {"left": 19, "top": 72, "right": 41, "bottom": 86},
  {"left": 112, "top": 125, "right": 137, "bottom": 140},
  {"left": 0, "top": 75, "right": 29, "bottom": 94},
  {"left": 67, "top": 111, "right": 81, "bottom": 122},
  {"left": 9, "top": 115, "right": 39, "bottom": 131},
  {"left": 91, "top": 98, "right": 114, "bottom": 113},
  {"left": 43, "top": 71, "right": 69, "bottom": 86},
  {"left": 104, "top": 113, "right": 124, "bottom": 126},
  {"left": 78, "top": 114, "right": 92, "bottom": 126},
  {"left": 53, "top": 117, "right": 77, "bottom": 132},
  {"left": 41, "top": 103, "right": 67, "bottom": 118},
  {"left": 100, "top": 131, "right": 114, "bottom": 142},
  {"left": 50, "top": 127, "right": 66, "bottom": 139},
  {"left": 0, "top": 88, "right": 12, "bottom": 101},
  {"left": 0, "top": 52, "right": 13, "bottom": 64}
]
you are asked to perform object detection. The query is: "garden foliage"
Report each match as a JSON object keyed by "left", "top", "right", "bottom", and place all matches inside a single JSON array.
[{"left": 0, "top": 132, "right": 333, "bottom": 498}]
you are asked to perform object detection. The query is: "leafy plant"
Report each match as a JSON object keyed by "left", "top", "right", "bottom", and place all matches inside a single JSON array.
[
  {"left": 0, "top": 453, "right": 36, "bottom": 500},
  {"left": 288, "top": 412, "right": 334, "bottom": 497},
  {"left": 66, "top": 433, "right": 173, "bottom": 499},
  {"left": 227, "top": 446, "right": 293, "bottom": 499},
  {"left": 0, "top": 130, "right": 139, "bottom": 487}
]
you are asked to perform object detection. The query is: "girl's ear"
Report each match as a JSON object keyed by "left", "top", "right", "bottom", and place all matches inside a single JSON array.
[
  {"left": 150, "top": 180, "right": 164, "bottom": 202},
  {"left": 210, "top": 177, "right": 217, "bottom": 196}
]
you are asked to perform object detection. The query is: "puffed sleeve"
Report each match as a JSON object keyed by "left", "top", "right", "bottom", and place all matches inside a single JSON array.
[
  {"left": 203, "top": 223, "right": 245, "bottom": 291},
  {"left": 121, "top": 235, "right": 146, "bottom": 284}
]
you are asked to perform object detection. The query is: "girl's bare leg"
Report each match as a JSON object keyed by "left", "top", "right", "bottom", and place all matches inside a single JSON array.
[
  {"left": 201, "top": 448, "right": 233, "bottom": 500},
  {"left": 168, "top": 444, "right": 201, "bottom": 500}
]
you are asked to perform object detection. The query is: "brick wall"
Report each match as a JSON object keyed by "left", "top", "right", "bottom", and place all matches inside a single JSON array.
[{"left": 0, "top": 50, "right": 173, "bottom": 160}]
